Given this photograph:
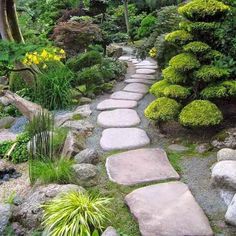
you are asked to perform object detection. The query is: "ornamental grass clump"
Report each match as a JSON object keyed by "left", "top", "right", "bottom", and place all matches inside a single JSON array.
[
  {"left": 145, "top": 0, "right": 232, "bottom": 128},
  {"left": 42, "top": 191, "right": 112, "bottom": 236}
]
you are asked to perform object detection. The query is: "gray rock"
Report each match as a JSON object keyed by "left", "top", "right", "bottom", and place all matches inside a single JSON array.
[
  {"left": 168, "top": 144, "right": 189, "bottom": 153},
  {"left": 110, "top": 91, "right": 144, "bottom": 101},
  {"left": 217, "top": 148, "right": 236, "bottom": 162},
  {"left": 12, "top": 184, "right": 84, "bottom": 229},
  {"left": 73, "top": 164, "right": 98, "bottom": 187},
  {"left": 211, "top": 161, "right": 236, "bottom": 190},
  {"left": 74, "top": 148, "right": 99, "bottom": 164},
  {"left": 102, "top": 226, "right": 119, "bottom": 236},
  {"left": 136, "top": 69, "right": 156, "bottom": 75},
  {"left": 0, "top": 76, "right": 8, "bottom": 85},
  {"left": 195, "top": 143, "right": 212, "bottom": 154},
  {"left": 79, "top": 97, "right": 92, "bottom": 105},
  {"left": 225, "top": 193, "right": 236, "bottom": 226},
  {"left": 74, "top": 104, "right": 92, "bottom": 118},
  {"left": 97, "top": 99, "right": 137, "bottom": 111},
  {"left": 0, "top": 204, "right": 11, "bottom": 235},
  {"left": 123, "top": 83, "right": 149, "bottom": 94},
  {"left": 212, "top": 128, "right": 236, "bottom": 149},
  {"left": 0, "top": 116, "right": 15, "bottom": 129},
  {"left": 131, "top": 74, "right": 155, "bottom": 80},
  {"left": 61, "top": 131, "right": 86, "bottom": 159},
  {"left": 136, "top": 60, "right": 157, "bottom": 66},
  {"left": 125, "top": 182, "right": 213, "bottom": 236},
  {"left": 62, "top": 120, "right": 94, "bottom": 134},
  {"left": 0, "top": 97, "right": 11, "bottom": 106},
  {"left": 0, "top": 129, "right": 17, "bottom": 142},
  {"left": 11, "top": 222, "right": 26, "bottom": 236},
  {"left": 125, "top": 79, "right": 154, "bottom": 85}
]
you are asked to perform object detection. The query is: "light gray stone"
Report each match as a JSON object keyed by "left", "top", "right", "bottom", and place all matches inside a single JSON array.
[
  {"left": 0, "top": 116, "right": 15, "bottom": 129},
  {"left": 100, "top": 128, "right": 150, "bottom": 151},
  {"left": 106, "top": 148, "right": 180, "bottom": 185},
  {"left": 135, "top": 65, "right": 158, "bottom": 69},
  {"left": 74, "top": 104, "right": 92, "bottom": 118},
  {"left": 217, "top": 148, "right": 236, "bottom": 162},
  {"left": 212, "top": 128, "right": 236, "bottom": 149},
  {"left": 0, "top": 204, "right": 11, "bottom": 235},
  {"left": 102, "top": 226, "right": 119, "bottom": 236},
  {"left": 125, "top": 79, "right": 154, "bottom": 85},
  {"left": 168, "top": 144, "right": 189, "bottom": 152},
  {"left": 97, "top": 109, "right": 140, "bottom": 128},
  {"left": 97, "top": 99, "right": 138, "bottom": 111},
  {"left": 131, "top": 74, "right": 155, "bottom": 80},
  {"left": 110, "top": 91, "right": 144, "bottom": 101},
  {"left": 136, "top": 60, "right": 157, "bottom": 66},
  {"left": 62, "top": 120, "right": 94, "bottom": 134},
  {"left": 123, "top": 83, "right": 149, "bottom": 94},
  {"left": 195, "top": 143, "right": 212, "bottom": 154},
  {"left": 225, "top": 193, "right": 236, "bottom": 226},
  {"left": 0, "top": 97, "right": 11, "bottom": 106},
  {"left": 211, "top": 161, "right": 236, "bottom": 190},
  {"left": 136, "top": 69, "right": 156, "bottom": 75},
  {"left": 119, "top": 56, "right": 131, "bottom": 61},
  {"left": 0, "top": 129, "right": 17, "bottom": 142},
  {"left": 125, "top": 182, "right": 213, "bottom": 236},
  {"left": 74, "top": 148, "right": 99, "bottom": 164},
  {"left": 73, "top": 164, "right": 98, "bottom": 187}
]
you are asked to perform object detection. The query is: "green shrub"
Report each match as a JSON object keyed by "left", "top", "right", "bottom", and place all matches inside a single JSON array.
[
  {"left": 163, "top": 85, "right": 191, "bottom": 99},
  {"left": 222, "top": 80, "right": 236, "bottom": 95},
  {"left": 194, "top": 65, "right": 229, "bottom": 82},
  {"left": 165, "top": 30, "right": 193, "bottom": 44},
  {"left": 183, "top": 41, "right": 211, "bottom": 54},
  {"left": 145, "top": 97, "right": 181, "bottom": 122},
  {"left": 169, "top": 53, "right": 200, "bottom": 72},
  {"left": 179, "top": 100, "right": 223, "bottom": 127},
  {"left": 163, "top": 66, "right": 187, "bottom": 84},
  {"left": 178, "top": 0, "right": 230, "bottom": 21},
  {"left": 66, "top": 51, "right": 102, "bottom": 72},
  {"left": 9, "top": 72, "right": 29, "bottom": 92},
  {"left": 42, "top": 191, "right": 111, "bottom": 236},
  {"left": 138, "top": 14, "right": 157, "bottom": 38},
  {"left": 150, "top": 80, "right": 170, "bottom": 97},
  {"left": 200, "top": 84, "right": 227, "bottom": 99}
]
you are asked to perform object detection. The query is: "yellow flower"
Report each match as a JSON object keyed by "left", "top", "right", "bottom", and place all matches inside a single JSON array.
[{"left": 41, "top": 49, "right": 48, "bottom": 58}]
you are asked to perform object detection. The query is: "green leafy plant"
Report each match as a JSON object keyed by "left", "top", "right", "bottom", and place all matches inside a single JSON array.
[
  {"left": 163, "top": 85, "right": 191, "bottom": 99},
  {"left": 149, "top": 80, "right": 171, "bottom": 97},
  {"left": 42, "top": 191, "right": 112, "bottom": 236},
  {"left": 138, "top": 14, "right": 157, "bottom": 38},
  {"left": 165, "top": 30, "right": 193, "bottom": 44}
]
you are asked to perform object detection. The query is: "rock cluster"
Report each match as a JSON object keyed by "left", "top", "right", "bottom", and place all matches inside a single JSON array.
[{"left": 0, "top": 167, "right": 22, "bottom": 184}]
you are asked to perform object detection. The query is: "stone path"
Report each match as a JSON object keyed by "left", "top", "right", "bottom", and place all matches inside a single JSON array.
[{"left": 96, "top": 56, "right": 213, "bottom": 235}]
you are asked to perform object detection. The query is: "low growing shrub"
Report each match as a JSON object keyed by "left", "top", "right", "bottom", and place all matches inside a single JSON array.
[
  {"left": 165, "top": 30, "right": 193, "bottom": 45},
  {"left": 163, "top": 85, "right": 191, "bottom": 99},
  {"left": 150, "top": 80, "right": 170, "bottom": 97},
  {"left": 138, "top": 14, "right": 157, "bottom": 38},
  {"left": 163, "top": 66, "right": 187, "bottom": 84},
  {"left": 183, "top": 41, "right": 211, "bottom": 54}
]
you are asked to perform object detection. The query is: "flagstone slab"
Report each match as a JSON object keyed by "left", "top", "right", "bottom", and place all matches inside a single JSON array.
[
  {"left": 110, "top": 91, "right": 144, "bottom": 101},
  {"left": 106, "top": 148, "right": 180, "bottom": 185},
  {"left": 123, "top": 83, "right": 149, "bottom": 94},
  {"left": 135, "top": 65, "right": 158, "bottom": 69},
  {"left": 125, "top": 182, "right": 213, "bottom": 236},
  {"left": 96, "top": 99, "right": 138, "bottom": 111},
  {"left": 119, "top": 56, "right": 131, "bottom": 61},
  {"left": 131, "top": 74, "right": 155, "bottom": 80},
  {"left": 100, "top": 128, "right": 150, "bottom": 151},
  {"left": 125, "top": 79, "right": 154, "bottom": 85},
  {"left": 97, "top": 109, "right": 140, "bottom": 128},
  {"left": 136, "top": 60, "right": 157, "bottom": 66},
  {"left": 136, "top": 69, "right": 156, "bottom": 75}
]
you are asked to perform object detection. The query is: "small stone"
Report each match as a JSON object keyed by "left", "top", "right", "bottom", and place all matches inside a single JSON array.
[
  {"left": 3, "top": 174, "right": 10, "bottom": 181},
  {"left": 0, "top": 130, "right": 17, "bottom": 142},
  {"left": 136, "top": 69, "right": 156, "bottom": 75},
  {"left": 97, "top": 109, "right": 140, "bottom": 128},
  {"left": 73, "top": 164, "right": 98, "bottom": 187},
  {"left": 123, "top": 83, "right": 149, "bottom": 94},
  {"left": 74, "top": 104, "right": 92, "bottom": 118},
  {"left": 168, "top": 144, "right": 189, "bottom": 152},
  {"left": 0, "top": 116, "right": 15, "bottom": 129},
  {"left": 11, "top": 222, "right": 26, "bottom": 236},
  {"left": 0, "top": 76, "right": 8, "bottom": 85},
  {"left": 217, "top": 148, "right": 236, "bottom": 162},
  {"left": 211, "top": 161, "right": 236, "bottom": 190},
  {"left": 97, "top": 99, "right": 137, "bottom": 111},
  {"left": 74, "top": 148, "right": 99, "bottom": 165},
  {"left": 62, "top": 120, "right": 94, "bottom": 134},
  {"left": 125, "top": 79, "right": 154, "bottom": 85},
  {"left": 79, "top": 97, "right": 92, "bottom": 105},
  {"left": 0, "top": 204, "right": 11, "bottom": 235},
  {"left": 131, "top": 74, "right": 155, "bottom": 80},
  {"left": 11, "top": 173, "right": 22, "bottom": 179},
  {"left": 195, "top": 143, "right": 212, "bottom": 154},
  {"left": 102, "top": 226, "right": 119, "bottom": 236},
  {"left": 13, "top": 196, "right": 23, "bottom": 206},
  {"left": 0, "top": 97, "right": 11, "bottom": 106},
  {"left": 110, "top": 91, "right": 144, "bottom": 101},
  {"left": 225, "top": 193, "right": 236, "bottom": 226}
]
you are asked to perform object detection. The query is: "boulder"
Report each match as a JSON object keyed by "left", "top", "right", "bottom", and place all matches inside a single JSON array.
[
  {"left": 217, "top": 148, "right": 236, "bottom": 162},
  {"left": 0, "top": 204, "right": 11, "bottom": 235},
  {"left": 0, "top": 116, "right": 15, "bottom": 129},
  {"left": 74, "top": 148, "right": 99, "bottom": 165},
  {"left": 102, "top": 226, "right": 119, "bottom": 236},
  {"left": 225, "top": 193, "right": 236, "bottom": 226},
  {"left": 61, "top": 131, "right": 86, "bottom": 159},
  {"left": 211, "top": 161, "right": 236, "bottom": 190},
  {"left": 12, "top": 184, "right": 84, "bottom": 229},
  {"left": 73, "top": 164, "right": 98, "bottom": 187},
  {"left": 74, "top": 104, "right": 92, "bottom": 118},
  {"left": 62, "top": 120, "right": 94, "bottom": 135},
  {"left": 212, "top": 128, "right": 236, "bottom": 149}
]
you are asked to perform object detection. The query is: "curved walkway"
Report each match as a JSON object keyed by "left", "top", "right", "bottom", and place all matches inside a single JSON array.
[{"left": 96, "top": 56, "right": 213, "bottom": 236}]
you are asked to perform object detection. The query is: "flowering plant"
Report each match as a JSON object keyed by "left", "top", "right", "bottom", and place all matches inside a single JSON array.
[{"left": 149, "top": 47, "right": 157, "bottom": 58}]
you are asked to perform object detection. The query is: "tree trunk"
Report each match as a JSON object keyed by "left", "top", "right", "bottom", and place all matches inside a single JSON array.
[{"left": 123, "top": 0, "right": 130, "bottom": 35}]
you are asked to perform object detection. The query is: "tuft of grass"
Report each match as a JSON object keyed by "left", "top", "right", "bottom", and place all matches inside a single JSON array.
[
  {"left": 72, "top": 113, "right": 83, "bottom": 120},
  {"left": 167, "top": 151, "right": 183, "bottom": 173}
]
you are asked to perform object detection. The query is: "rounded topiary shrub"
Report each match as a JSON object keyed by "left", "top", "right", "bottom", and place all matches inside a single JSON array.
[
  {"left": 162, "top": 66, "right": 187, "bottom": 84},
  {"left": 145, "top": 97, "right": 181, "bottom": 122},
  {"left": 165, "top": 30, "right": 193, "bottom": 44},
  {"left": 163, "top": 85, "right": 191, "bottom": 99},
  {"left": 149, "top": 80, "right": 170, "bottom": 97},
  {"left": 183, "top": 41, "right": 211, "bottom": 54},
  {"left": 179, "top": 100, "right": 223, "bottom": 127}
]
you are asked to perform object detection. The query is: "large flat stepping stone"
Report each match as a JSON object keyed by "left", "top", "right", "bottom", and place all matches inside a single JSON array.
[
  {"left": 125, "top": 182, "right": 213, "bottom": 236},
  {"left": 135, "top": 65, "right": 158, "bottom": 70},
  {"left": 123, "top": 83, "right": 149, "bottom": 94},
  {"left": 125, "top": 79, "right": 154, "bottom": 85},
  {"left": 110, "top": 91, "right": 144, "bottom": 101},
  {"left": 136, "top": 69, "right": 156, "bottom": 75},
  {"left": 100, "top": 128, "right": 150, "bottom": 151},
  {"left": 119, "top": 56, "right": 131, "bottom": 61},
  {"left": 106, "top": 148, "right": 180, "bottom": 185},
  {"left": 136, "top": 60, "right": 157, "bottom": 66},
  {"left": 97, "top": 99, "right": 137, "bottom": 111},
  {"left": 97, "top": 109, "right": 140, "bottom": 128},
  {"left": 131, "top": 74, "right": 155, "bottom": 80}
]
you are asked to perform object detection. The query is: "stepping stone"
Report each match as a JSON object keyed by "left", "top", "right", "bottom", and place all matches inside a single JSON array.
[
  {"left": 135, "top": 65, "right": 158, "bottom": 70},
  {"left": 106, "top": 148, "right": 180, "bottom": 185},
  {"left": 136, "top": 60, "right": 157, "bottom": 66},
  {"left": 125, "top": 182, "right": 213, "bottom": 236},
  {"left": 131, "top": 74, "right": 155, "bottom": 80},
  {"left": 100, "top": 128, "right": 150, "bottom": 151},
  {"left": 97, "top": 109, "right": 140, "bottom": 128},
  {"left": 125, "top": 79, "right": 154, "bottom": 85},
  {"left": 136, "top": 69, "right": 156, "bottom": 75},
  {"left": 168, "top": 144, "right": 189, "bottom": 152},
  {"left": 132, "top": 59, "right": 140, "bottom": 64},
  {"left": 97, "top": 99, "right": 137, "bottom": 111},
  {"left": 110, "top": 91, "right": 144, "bottom": 101},
  {"left": 123, "top": 83, "right": 149, "bottom": 94},
  {"left": 119, "top": 56, "right": 131, "bottom": 61}
]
